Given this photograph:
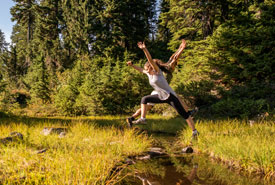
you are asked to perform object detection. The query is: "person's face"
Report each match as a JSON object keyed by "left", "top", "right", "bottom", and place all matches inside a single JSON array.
[{"left": 144, "top": 64, "right": 152, "bottom": 73}]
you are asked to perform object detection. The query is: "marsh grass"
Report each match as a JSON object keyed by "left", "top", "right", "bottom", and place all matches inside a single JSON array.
[
  {"left": 0, "top": 116, "right": 152, "bottom": 184},
  {"left": 134, "top": 115, "right": 187, "bottom": 135},
  {"left": 180, "top": 119, "right": 275, "bottom": 180}
]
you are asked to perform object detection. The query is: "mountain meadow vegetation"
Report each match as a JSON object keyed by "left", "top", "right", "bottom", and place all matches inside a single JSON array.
[{"left": 0, "top": 0, "right": 274, "bottom": 184}]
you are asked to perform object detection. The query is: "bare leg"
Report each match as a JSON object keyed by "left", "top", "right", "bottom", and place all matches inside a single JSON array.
[
  {"left": 141, "top": 104, "right": 147, "bottom": 118},
  {"left": 168, "top": 39, "right": 186, "bottom": 62},
  {"left": 131, "top": 105, "right": 153, "bottom": 119},
  {"left": 186, "top": 116, "right": 195, "bottom": 131},
  {"left": 168, "top": 40, "right": 186, "bottom": 70}
]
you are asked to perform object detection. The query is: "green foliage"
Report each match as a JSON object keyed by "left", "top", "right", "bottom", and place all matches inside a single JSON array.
[
  {"left": 209, "top": 5, "right": 275, "bottom": 86},
  {"left": 24, "top": 56, "right": 50, "bottom": 103},
  {"left": 10, "top": 0, "right": 36, "bottom": 66},
  {"left": 54, "top": 58, "right": 87, "bottom": 115},
  {"left": 55, "top": 56, "right": 151, "bottom": 115},
  {"left": 0, "top": 75, "right": 5, "bottom": 92},
  {"left": 211, "top": 98, "right": 268, "bottom": 119},
  {"left": 0, "top": 29, "right": 8, "bottom": 92},
  {"left": 3, "top": 0, "right": 274, "bottom": 118},
  {"left": 175, "top": 80, "right": 218, "bottom": 108},
  {"left": 0, "top": 29, "right": 8, "bottom": 52},
  {"left": 159, "top": 1, "right": 275, "bottom": 118}
]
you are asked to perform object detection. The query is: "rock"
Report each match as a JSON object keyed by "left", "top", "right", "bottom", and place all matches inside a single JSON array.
[
  {"left": 41, "top": 127, "right": 68, "bottom": 136},
  {"left": 59, "top": 132, "right": 67, "bottom": 138},
  {"left": 125, "top": 158, "right": 135, "bottom": 165},
  {"left": 0, "top": 132, "right": 24, "bottom": 144},
  {"left": 148, "top": 147, "right": 166, "bottom": 157},
  {"left": 36, "top": 148, "right": 47, "bottom": 154},
  {"left": 182, "top": 146, "right": 193, "bottom": 153},
  {"left": 136, "top": 155, "right": 151, "bottom": 160},
  {"left": 10, "top": 132, "right": 24, "bottom": 140}
]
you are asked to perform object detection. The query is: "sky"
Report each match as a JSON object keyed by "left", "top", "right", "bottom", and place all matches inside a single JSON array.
[{"left": 0, "top": 0, "right": 16, "bottom": 43}]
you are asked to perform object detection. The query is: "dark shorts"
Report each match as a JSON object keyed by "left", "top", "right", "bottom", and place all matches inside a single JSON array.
[{"left": 141, "top": 93, "right": 189, "bottom": 119}]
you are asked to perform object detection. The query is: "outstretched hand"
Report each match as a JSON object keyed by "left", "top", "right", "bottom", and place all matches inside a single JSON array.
[
  {"left": 126, "top": 61, "right": 133, "bottom": 66},
  {"left": 137, "top": 42, "right": 146, "bottom": 49}
]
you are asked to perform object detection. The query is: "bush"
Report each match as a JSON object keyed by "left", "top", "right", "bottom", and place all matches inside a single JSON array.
[
  {"left": 54, "top": 56, "right": 152, "bottom": 115},
  {"left": 174, "top": 80, "right": 218, "bottom": 108},
  {"left": 210, "top": 98, "right": 268, "bottom": 119}
]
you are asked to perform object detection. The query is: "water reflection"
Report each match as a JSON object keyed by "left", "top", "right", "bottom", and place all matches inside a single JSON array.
[
  {"left": 121, "top": 155, "right": 267, "bottom": 185},
  {"left": 134, "top": 161, "right": 199, "bottom": 185}
]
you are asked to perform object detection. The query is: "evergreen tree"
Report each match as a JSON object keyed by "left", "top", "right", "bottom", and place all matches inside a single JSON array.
[
  {"left": 89, "top": 0, "right": 157, "bottom": 59},
  {"left": 61, "top": 0, "right": 90, "bottom": 56},
  {"left": 0, "top": 30, "right": 8, "bottom": 53},
  {"left": 0, "top": 72, "right": 5, "bottom": 93},
  {"left": 0, "top": 31, "right": 7, "bottom": 91},
  {"left": 33, "top": 0, "right": 62, "bottom": 70},
  {"left": 24, "top": 55, "right": 50, "bottom": 103},
  {"left": 10, "top": 0, "right": 37, "bottom": 65},
  {"left": 209, "top": 1, "right": 275, "bottom": 86},
  {"left": 159, "top": 0, "right": 230, "bottom": 50}
]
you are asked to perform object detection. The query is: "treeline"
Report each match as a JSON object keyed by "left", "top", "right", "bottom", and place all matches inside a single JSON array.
[{"left": 0, "top": 0, "right": 274, "bottom": 118}]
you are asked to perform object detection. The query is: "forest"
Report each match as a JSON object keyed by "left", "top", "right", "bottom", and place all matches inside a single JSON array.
[{"left": 0, "top": 0, "right": 274, "bottom": 118}]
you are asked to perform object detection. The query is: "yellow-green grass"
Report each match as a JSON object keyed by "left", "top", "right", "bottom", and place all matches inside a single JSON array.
[
  {"left": 0, "top": 117, "right": 152, "bottom": 184},
  {"left": 133, "top": 115, "right": 188, "bottom": 135},
  {"left": 180, "top": 119, "right": 275, "bottom": 180}
]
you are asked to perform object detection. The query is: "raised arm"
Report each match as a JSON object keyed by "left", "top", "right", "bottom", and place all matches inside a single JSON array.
[
  {"left": 126, "top": 61, "right": 144, "bottom": 73},
  {"left": 137, "top": 42, "right": 159, "bottom": 73}
]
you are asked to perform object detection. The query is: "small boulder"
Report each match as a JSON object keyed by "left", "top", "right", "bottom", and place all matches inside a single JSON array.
[
  {"left": 36, "top": 148, "right": 47, "bottom": 154},
  {"left": 0, "top": 132, "right": 24, "bottom": 144},
  {"left": 148, "top": 147, "right": 166, "bottom": 157},
  {"left": 136, "top": 155, "right": 151, "bottom": 160},
  {"left": 59, "top": 132, "right": 67, "bottom": 138},
  {"left": 182, "top": 146, "right": 193, "bottom": 153},
  {"left": 41, "top": 127, "right": 68, "bottom": 136}
]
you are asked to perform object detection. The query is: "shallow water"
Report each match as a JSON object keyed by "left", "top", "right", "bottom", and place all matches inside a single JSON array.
[{"left": 119, "top": 134, "right": 270, "bottom": 185}]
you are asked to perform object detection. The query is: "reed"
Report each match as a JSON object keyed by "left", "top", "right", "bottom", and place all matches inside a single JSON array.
[{"left": 180, "top": 119, "right": 275, "bottom": 180}]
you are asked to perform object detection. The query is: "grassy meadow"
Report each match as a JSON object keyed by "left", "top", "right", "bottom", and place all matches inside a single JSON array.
[
  {"left": 0, "top": 116, "right": 152, "bottom": 184},
  {"left": 180, "top": 119, "right": 275, "bottom": 181},
  {"left": 1, "top": 114, "right": 274, "bottom": 184}
]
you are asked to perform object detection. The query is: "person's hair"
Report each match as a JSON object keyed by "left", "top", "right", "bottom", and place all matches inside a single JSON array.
[
  {"left": 153, "top": 59, "right": 169, "bottom": 73},
  {"left": 144, "top": 59, "right": 169, "bottom": 73}
]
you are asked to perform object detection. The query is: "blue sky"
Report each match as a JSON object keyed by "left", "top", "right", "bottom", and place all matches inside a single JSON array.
[{"left": 0, "top": 0, "right": 16, "bottom": 43}]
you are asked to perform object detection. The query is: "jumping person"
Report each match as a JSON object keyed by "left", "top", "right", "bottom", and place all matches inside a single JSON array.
[
  {"left": 127, "top": 41, "right": 199, "bottom": 139},
  {"left": 127, "top": 40, "right": 198, "bottom": 126}
]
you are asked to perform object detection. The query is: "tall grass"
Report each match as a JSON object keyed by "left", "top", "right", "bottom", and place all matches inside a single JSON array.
[
  {"left": 0, "top": 117, "right": 152, "bottom": 184},
  {"left": 180, "top": 119, "right": 275, "bottom": 180}
]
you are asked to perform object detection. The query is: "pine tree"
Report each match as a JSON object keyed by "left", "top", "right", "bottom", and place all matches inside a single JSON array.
[
  {"left": 24, "top": 55, "right": 50, "bottom": 103},
  {"left": 88, "top": 0, "right": 157, "bottom": 59},
  {"left": 61, "top": 0, "right": 90, "bottom": 56},
  {"left": 33, "top": 0, "right": 62, "bottom": 70},
  {"left": 10, "top": 0, "right": 37, "bottom": 65},
  {"left": 0, "top": 30, "right": 8, "bottom": 53},
  {"left": 209, "top": 1, "right": 275, "bottom": 86},
  {"left": 0, "top": 31, "right": 7, "bottom": 91}
]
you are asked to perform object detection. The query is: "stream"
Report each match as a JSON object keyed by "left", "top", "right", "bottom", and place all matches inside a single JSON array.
[{"left": 118, "top": 134, "right": 270, "bottom": 185}]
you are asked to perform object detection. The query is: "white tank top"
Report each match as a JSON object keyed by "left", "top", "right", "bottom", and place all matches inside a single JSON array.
[{"left": 144, "top": 70, "right": 176, "bottom": 100}]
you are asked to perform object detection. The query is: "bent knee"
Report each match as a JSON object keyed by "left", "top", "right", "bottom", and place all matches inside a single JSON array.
[
  {"left": 183, "top": 113, "right": 189, "bottom": 120},
  {"left": 141, "top": 96, "right": 148, "bottom": 104}
]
